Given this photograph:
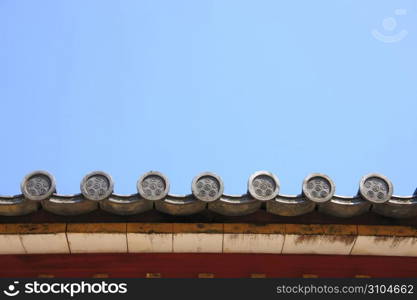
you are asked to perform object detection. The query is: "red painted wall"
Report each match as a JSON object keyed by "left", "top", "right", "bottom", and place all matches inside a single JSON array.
[{"left": 0, "top": 253, "right": 416, "bottom": 278}]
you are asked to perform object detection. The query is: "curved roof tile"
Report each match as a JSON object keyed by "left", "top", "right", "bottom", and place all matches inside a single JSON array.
[{"left": 0, "top": 170, "right": 415, "bottom": 219}]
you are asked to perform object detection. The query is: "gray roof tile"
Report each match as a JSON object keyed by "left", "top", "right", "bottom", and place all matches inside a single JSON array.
[{"left": 0, "top": 170, "right": 416, "bottom": 219}]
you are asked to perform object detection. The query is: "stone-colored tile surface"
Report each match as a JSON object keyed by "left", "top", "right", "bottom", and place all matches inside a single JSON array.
[
  {"left": 351, "top": 236, "right": 417, "bottom": 256},
  {"left": 173, "top": 233, "right": 223, "bottom": 253},
  {"left": 67, "top": 233, "right": 127, "bottom": 253},
  {"left": 282, "top": 234, "right": 356, "bottom": 255},
  {"left": 223, "top": 223, "right": 285, "bottom": 253},
  {"left": 13, "top": 223, "right": 69, "bottom": 254},
  {"left": 128, "top": 233, "right": 172, "bottom": 253},
  {"left": 352, "top": 225, "right": 417, "bottom": 256},
  {"left": 3, "top": 222, "right": 417, "bottom": 256},
  {"left": 172, "top": 223, "right": 223, "bottom": 253},
  {"left": 282, "top": 224, "right": 357, "bottom": 255},
  {"left": 223, "top": 233, "right": 284, "bottom": 253},
  {"left": 67, "top": 223, "right": 127, "bottom": 253},
  {"left": 0, "top": 235, "right": 26, "bottom": 254},
  {"left": 20, "top": 233, "right": 69, "bottom": 254}
]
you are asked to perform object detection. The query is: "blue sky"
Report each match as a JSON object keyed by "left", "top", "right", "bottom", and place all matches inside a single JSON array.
[{"left": 1, "top": 0, "right": 416, "bottom": 196}]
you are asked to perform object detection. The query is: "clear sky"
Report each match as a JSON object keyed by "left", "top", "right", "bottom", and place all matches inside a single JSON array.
[{"left": 1, "top": 0, "right": 416, "bottom": 196}]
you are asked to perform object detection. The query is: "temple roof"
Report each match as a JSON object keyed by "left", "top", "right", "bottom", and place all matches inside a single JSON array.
[
  {"left": 1, "top": 170, "right": 417, "bottom": 257},
  {"left": 1, "top": 170, "right": 416, "bottom": 221}
]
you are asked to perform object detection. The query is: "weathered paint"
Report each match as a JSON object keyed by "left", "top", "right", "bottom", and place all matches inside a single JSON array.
[{"left": 0, "top": 253, "right": 417, "bottom": 278}]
